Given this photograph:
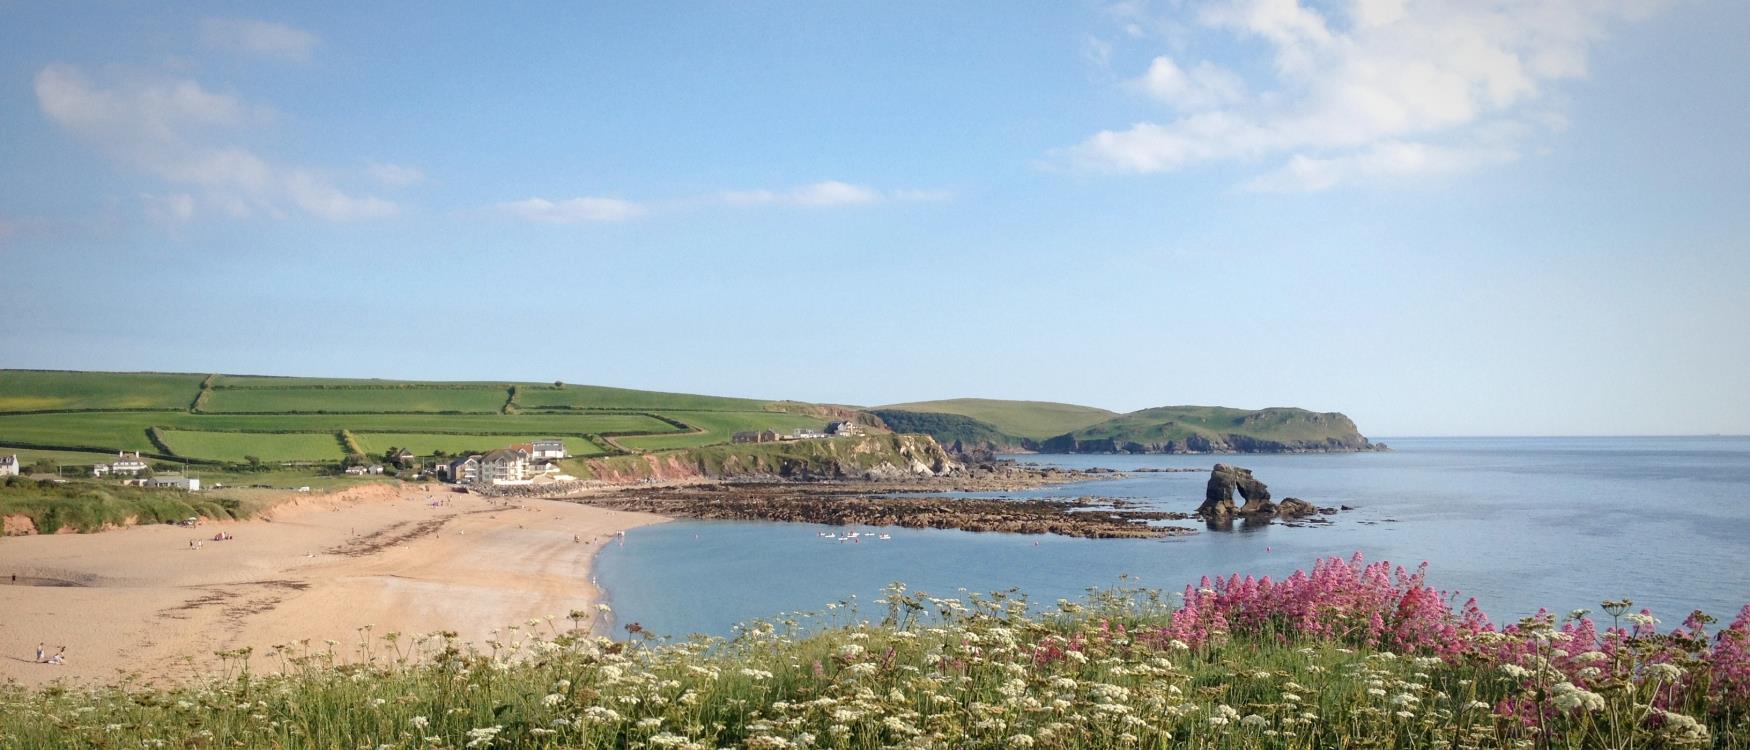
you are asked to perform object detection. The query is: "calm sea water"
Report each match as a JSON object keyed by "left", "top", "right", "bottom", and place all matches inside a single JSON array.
[{"left": 595, "top": 436, "right": 1750, "bottom": 638}]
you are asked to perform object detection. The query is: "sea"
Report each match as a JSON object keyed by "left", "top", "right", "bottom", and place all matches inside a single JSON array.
[{"left": 594, "top": 436, "right": 1750, "bottom": 638}]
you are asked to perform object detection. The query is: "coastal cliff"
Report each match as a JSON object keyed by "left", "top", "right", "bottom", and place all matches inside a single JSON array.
[{"left": 569, "top": 434, "right": 962, "bottom": 483}]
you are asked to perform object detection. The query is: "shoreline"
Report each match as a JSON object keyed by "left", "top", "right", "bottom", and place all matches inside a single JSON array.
[{"left": 0, "top": 483, "right": 664, "bottom": 687}]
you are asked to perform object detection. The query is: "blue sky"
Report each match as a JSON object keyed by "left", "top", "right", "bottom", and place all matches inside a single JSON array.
[{"left": 1, "top": 1, "right": 1746, "bottom": 437}]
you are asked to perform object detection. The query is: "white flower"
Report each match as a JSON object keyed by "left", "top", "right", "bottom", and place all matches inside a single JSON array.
[
  {"left": 464, "top": 726, "right": 502, "bottom": 748},
  {"left": 541, "top": 693, "right": 564, "bottom": 707},
  {"left": 410, "top": 716, "right": 429, "bottom": 729},
  {"left": 1645, "top": 663, "right": 1685, "bottom": 681},
  {"left": 1241, "top": 714, "right": 1268, "bottom": 728},
  {"left": 1551, "top": 682, "right": 1606, "bottom": 713}
]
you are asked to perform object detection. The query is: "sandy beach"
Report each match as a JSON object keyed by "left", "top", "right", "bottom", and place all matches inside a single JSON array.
[{"left": 0, "top": 484, "right": 664, "bottom": 686}]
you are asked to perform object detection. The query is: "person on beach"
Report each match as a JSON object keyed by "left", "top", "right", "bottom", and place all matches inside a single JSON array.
[
  {"left": 48, "top": 647, "right": 65, "bottom": 666},
  {"left": 35, "top": 643, "right": 44, "bottom": 663}
]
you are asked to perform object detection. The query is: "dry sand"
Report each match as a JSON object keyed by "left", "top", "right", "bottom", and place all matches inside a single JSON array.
[{"left": 0, "top": 484, "right": 664, "bottom": 686}]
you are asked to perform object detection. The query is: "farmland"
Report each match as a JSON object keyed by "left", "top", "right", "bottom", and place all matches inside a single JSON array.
[
  {"left": 0, "top": 370, "right": 849, "bottom": 466},
  {"left": 157, "top": 430, "right": 347, "bottom": 463},
  {"left": 202, "top": 386, "right": 511, "bottom": 414}
]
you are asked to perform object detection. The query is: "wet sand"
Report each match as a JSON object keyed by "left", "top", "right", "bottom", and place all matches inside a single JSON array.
[{"left": 0, "top": 484, "right": 663, "bottom": 686}]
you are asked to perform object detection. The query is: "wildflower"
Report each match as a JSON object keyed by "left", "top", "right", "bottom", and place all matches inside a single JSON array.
[
  {"left": 637, "top": 717, "right": 663, "bottom": 729},
  {"left": 410, "top": 716, "right": 429, "bottom": 729},
  {"left": 1241, "top": 714, "right": 1268, "bottom": 728},
  {"left": 541, "top": 693, "right": 564, "bottom": 707},
  {"left": 1645, "top": 663, "right": 1684, "bottom": 681},
  {"left": 1007, "top": 735, "right": 1036, "bottom": 747},
  {"left": 464, "top": 726, "right": 502, "bottom": 748},
  {"left": 1550, "top": 682, "right": 1605, "bottom": 713}
]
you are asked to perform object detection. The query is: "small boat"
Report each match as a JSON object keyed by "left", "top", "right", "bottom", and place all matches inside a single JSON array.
[{"left": 878, "top": 534, "right": 892, "bottom": 540}]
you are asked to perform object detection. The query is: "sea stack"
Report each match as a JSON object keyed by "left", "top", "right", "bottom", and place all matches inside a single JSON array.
[{"left": 1198, "top": 464, "right": 1273, "bottom": 518}]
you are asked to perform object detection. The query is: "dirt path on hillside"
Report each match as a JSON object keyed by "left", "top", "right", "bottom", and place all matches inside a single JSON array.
[{"left": 0, "top": 484, "right": 663, "bottom": 686}]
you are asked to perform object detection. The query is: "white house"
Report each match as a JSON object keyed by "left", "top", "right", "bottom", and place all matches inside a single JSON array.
[
  {"left": 0, "top": 454, "right": 18, "bottom": 477},
  {"left": 103, "top": 451, "right": 150, "bottom": 476},
  {"left": 530, "top": 439, "right": 568, "bottom": 461},
  {"left": 480, "top": 448, "right": 530, "bottom": 485},
  {"left": 826, "top": 420, "right": 863, "bottom": 437},
  {"left": 146, "top": 474, "right": 201, "bottom": 492}
]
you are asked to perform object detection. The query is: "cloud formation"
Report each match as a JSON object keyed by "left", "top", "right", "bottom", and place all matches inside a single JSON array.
[
  {"left": 499, "top": 181, "right": 948, "bottom": 224},
  {"left": 498, "top": 197, "right": 646, "bottom": 223},
  {"left": 367, "top": 162, "right": 426, "bottom": 187},
  {"left": 35, "top": 64, "right": 397, "bottom": 222},
  {"left": 1066, "top": 0, "right": 1671, "bottom": 190},
  {"left": 200, "top": 18, "right": 318, "bottom": 63}
]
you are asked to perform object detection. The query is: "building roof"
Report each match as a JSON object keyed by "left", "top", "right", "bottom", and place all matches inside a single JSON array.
[{"left": 482, "top": 448, "right": 526, "bottom": 462}]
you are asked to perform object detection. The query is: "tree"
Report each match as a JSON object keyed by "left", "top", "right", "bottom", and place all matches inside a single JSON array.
[
  {"left": 29, "top": 458, "right": 57, "bottom": 475},
  {"left": 244, "top": 455, "right": 262, "bottom": 468},
  {"left": 554, "top": 380, "right": 564, "bottom": 388}
]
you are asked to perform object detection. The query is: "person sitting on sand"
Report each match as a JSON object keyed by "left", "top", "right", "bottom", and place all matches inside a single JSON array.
[{"left": 48, "top": 647, "right": 65, "bottom": 665}]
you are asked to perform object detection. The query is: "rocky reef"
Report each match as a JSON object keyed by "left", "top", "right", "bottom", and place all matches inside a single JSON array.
[{"left": 570, "top": 483, "right": 1195, "bottom": 539}]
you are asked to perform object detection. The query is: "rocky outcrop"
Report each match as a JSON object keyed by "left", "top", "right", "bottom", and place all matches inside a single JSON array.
[
  {"left": 1276, "top": 497, "right": 1317, "bottom": 517},
  {"left": 1197, "top": 464, "right": 1272, "bottom": 518}
]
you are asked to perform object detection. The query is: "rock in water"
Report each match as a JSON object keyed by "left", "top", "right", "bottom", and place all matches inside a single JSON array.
[
  {"left": 1276, "top": 497, "right": 1317, "bottom": 517},
  {"left": 1199, "top": 464, "right": 1275, "bottom": 518}
]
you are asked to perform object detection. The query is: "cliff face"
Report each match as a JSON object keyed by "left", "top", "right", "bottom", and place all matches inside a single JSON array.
[{"left": 575, "top": 434, "right": 962, "bottom": 483}]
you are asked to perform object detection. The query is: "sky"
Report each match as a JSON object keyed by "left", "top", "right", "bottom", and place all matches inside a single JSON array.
[{"left": 1, "top": 1, "right": 1747, "bottom": 437}]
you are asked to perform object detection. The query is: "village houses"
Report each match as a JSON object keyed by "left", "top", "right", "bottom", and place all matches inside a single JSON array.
[{"left": 91, "top": 451, "right": 150, "bottom": 477}]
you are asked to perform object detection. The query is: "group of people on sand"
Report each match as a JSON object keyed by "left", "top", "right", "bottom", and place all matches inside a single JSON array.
[
  {"left": 188, "top": 532, "right": 235, "bottom": 550},
  {"left": 34, "top": 643, "right": 66, "bottom": 666}
]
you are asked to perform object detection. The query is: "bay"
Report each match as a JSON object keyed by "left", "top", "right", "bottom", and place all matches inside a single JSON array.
[{"left": 595, "top": 436, "right": 1750, "bottom": 638}]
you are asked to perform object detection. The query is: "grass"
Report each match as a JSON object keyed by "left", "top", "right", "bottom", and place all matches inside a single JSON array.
[
  {"left": 514, "top": 384, "right": 775, "bottom": 412},
  {"left": 0, "top": 477, "right": 247, "bottom": 533},
  {"left": 876, "top": 398, "right": 1117, "bottom": 440},
  {"left": 2, "top": 558, "right": 1744, "bottom": 749},
  {"left": 350, "top": 433, "right": 607, "bottom": 458},
  {"left": 0, "top": 412, "right": 676, "bottom": 458},
  {"left": 1070, "top": 406, "right": 1365, "bottom": 445},
  {"left": 157, "top": 430, "right": 347, "bottom": 463},
  {"left": 0, "top": 447, "right": 134, "bottom": 467},
  {"left": 0, "top": 370, "right": 205, "bottom": 412},
  {"left": 203, "top": 387, "right": 511, "bottom": 414},
  {"left": 615, "top": 411, "right": 833, "bottom": 451}
]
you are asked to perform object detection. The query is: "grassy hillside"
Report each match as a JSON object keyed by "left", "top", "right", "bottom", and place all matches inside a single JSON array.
[
  {"left": 1057, "top": 405, "right": 1373, "bottom": 453},
  {"left": 875, "top": 398, "right": 1115, "bottom": 440},
  {"left": 0, "top": 370, "right": 855, "bottom": 467},
  {"left": 0, "top": 370, "right": 204, "bottom": 412},
  {"left": 568, "top": 434, "right": 958, "bottom": 482},
  {"left": 872, "top": 399, "right": 1374, "bottom": 454},
  {"left": 867, "top": 408, "right": 1018, "bottom": 450}
]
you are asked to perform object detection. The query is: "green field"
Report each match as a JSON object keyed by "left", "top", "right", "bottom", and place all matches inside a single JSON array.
[
  {"left": 614, "top": 411, "right": 832, "bottom": 451},
  {"left": 1068, "top": 405, "right": 1367, "bottom": 445},
  {"left": 157, "top": 430, "right": 347, "bottom": 463},
  {"left": 0, "top": 370, "right": 204, "bottom": 412},
  {"left": 514, "top": 383, "right": 774, "bottom": 411},
  {"left": 0, "top": 371, "right": 845, "bottom": 464},
  {"left": 0, "top": 447, "right": 133, "bottom": 467},
  {"left": 203, "top": 386, "right": 510, "bottom": 413},
  {"left": 350, "top": 432, "right": 606, "bottom": 457},
  {"left": 875, "top": 398, "right": 1116, "bottom": 439}
]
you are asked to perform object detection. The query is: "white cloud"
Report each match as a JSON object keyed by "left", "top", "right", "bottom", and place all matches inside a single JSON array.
[
  {"left": 1066, "top": 0, "right": 1673, "bottom": 189},
  {"left": 1242, "top": 140, "right": 1518, "bottom": 192},
  {"left": 367, "top": 162, "right": 425, "bottom": 187},
  {"left": 142, "top": 193, "right": 197, "bottom": 224},
  {"left": 1133, "top": 56, "right": 1248, "bottom": 110},
  {"left": 200, "top": 18, "right": 318, "bottom": 63},
  {"left": 719, "top": 181, "right": 946, "bottom": 207},
  {"left": 35, "top": 64, "right": 396, "bottom": 222},
  {"left": 498, "top": 197, "right": 645, "bottom": 223}
]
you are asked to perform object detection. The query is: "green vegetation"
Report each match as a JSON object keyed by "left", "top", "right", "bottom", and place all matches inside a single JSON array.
[
  {"left": 1057, "top": 406, "right": 1372, "bottom": 453},
  {"left": 203, "top": 387, "right": 511, "bottom": 414},
  {"left": 3, "top": 572, "right": 1744, "bottom": 749},
  {"left": 873, "top": 400, "right": 1373, "bottom": 454},
  {"left": 614, "top": 411, "right": 834, "bottom": 452},
  {"left": 350, "top": 433, "right": 606, "bottom": 458},
  {"left": 875, "top": 398, "right": 1116, "bottom": 440},
  {"left": 514, "top": 383, "right": 774, "bottom": 412},
  {"left": 0, "top": 371, "right": 843, "bottom": 467},
  {"left": 868, "top": 409, "right": 1018, "bottom": 450},
  {"left": 0, "top": 478, "right": 246, "bottom": 533},
  {"left": 157, "top": 430, "right": 348, "bottom": 464},
  {"left": 0, "top": 370, "right": 204, "bottom": 412}
]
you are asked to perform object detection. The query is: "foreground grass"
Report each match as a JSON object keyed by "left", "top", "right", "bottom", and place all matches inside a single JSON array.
[
  {"left": 5, "top": 557, "right": 1748, "bottom": 749},
  {"left": 0, "top": 478, "right": 247, "bottom": 533}
]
